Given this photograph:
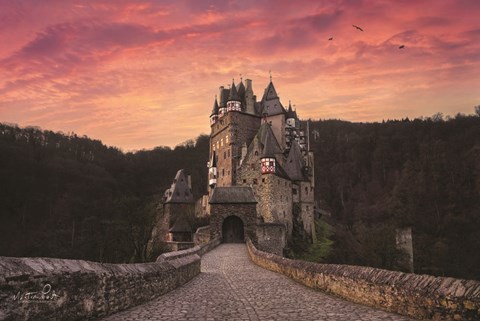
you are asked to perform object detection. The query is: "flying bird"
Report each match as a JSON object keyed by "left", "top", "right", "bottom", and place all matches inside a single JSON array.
[
  {"left": 352, "top": 24, "right": 364, "bottom": 32},
  {"left": 328, "top": 37, "right": 333, "bottom": 41},
  {"left": 399, "top": 45, "right": 405, "bottom": 49}
]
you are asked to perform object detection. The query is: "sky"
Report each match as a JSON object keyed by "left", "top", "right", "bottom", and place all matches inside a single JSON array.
[{"left": 0, "top": 0, "right": 479, "bottom": 151}]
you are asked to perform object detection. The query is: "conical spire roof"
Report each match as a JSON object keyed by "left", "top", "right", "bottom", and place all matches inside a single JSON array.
[
  {"left": 261, "top": 128, "right": 276, "bottom": 158},
  {"left": 286, "top": 101, "right": 298, "bottom": 119},
  {"left": 256, "top": 123, "right": 282, "bottom": 157},
  {"left": 264, "top": 81, "right": 279, "bottom": 101},
  {"left": 237, "top": 80, "right": 245, "bottom": 99},
  {"left": 228, "top": 80, "right": 240, "bottom": 101},
  {"left": 285, "top": 140, "right": 308, "bottom": 181},
  {"left": 211, "top": 97, "right": 219, "bottom": 115}
]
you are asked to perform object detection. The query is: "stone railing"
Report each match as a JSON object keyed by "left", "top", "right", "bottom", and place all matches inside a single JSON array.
[
  {"left": 247, "top": 240, "right": 480, "bottom": 321},
  {"left": 0, "top": 238, "right": 220, "bottom": 321}
]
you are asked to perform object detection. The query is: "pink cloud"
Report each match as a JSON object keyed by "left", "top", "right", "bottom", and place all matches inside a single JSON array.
[{"left": 0, "top": 0, "right": 479, "bottom": 150}]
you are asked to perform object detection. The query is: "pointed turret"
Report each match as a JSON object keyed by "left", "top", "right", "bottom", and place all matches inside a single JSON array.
[
  {"left": 286, "top": 101, "right": 299, "bottom": 128},
  {"left": 259, "top": 124, "right": 283, "bottom": 175},
  {"left": 237, "top": 79, "right": 245, "bottom": 100},
  {"left": 227, "top": 79, "right": 242, "bottom": 112},
  {"left": 284, "top": 140, "right": 308, "bottom": 181},
  {"left": 164, "top": 169, "right": 194, "bottom": 203},
  {"left": 218, "top": 86, "right": 228, "bottom": 117},
  {"left": 210, "top": 97, "right": 219, "bottom": 125},
  {"left": 260, "top": 80, "right": 286, "bottom": 116}
]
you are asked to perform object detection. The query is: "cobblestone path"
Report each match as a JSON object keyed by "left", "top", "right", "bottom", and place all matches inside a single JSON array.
[{"left": 102, "top": 244, "right": 416, "bottom": 321}]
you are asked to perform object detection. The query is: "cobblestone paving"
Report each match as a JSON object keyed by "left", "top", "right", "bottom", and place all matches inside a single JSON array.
[{"left": 102, "top": 244, "right": 416, "bottom": 321}]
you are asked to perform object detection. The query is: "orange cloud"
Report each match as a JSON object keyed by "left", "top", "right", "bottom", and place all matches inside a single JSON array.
[{"left": 0, "top": 0, "right": 479, "bottom": 150}]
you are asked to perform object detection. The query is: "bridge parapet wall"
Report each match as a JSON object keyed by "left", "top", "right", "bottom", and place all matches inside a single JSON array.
[
  {"left": 247, "top": 240, "right": 480, "bottom": 321},
  {"left": 0, "top": 238, "right": 220, "bottom": 321}
]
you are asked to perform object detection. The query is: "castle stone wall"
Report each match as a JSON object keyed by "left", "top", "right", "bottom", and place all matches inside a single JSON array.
[
  {"left": 247, "top": 240, "right": 480, "bottom": 321},
  {"left": 209, "top": 203, "right": 257, "bottom": 241},
  {"left": 256, "top": 223, "right": 286, "bottom": 256}
]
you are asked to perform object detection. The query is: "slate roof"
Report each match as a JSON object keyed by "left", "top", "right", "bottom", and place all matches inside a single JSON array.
[
  {"left": 219, "top": 88, "right": 229, "bottom": 107},
  {"left": 228, "top": 80, "right": 240, "bottom": 101},
  {"left": 255, "top": 123, "right": 283, "bottom": 155},
  {"left": 236, "top": 80, "right": 245, "bottom": 101},
  {"left": 286, "top": 101, "right": 298, "bottom": 120},
  {"left": 284, "top": 140, "right": 308, "bottom": 181},
  {"left": 209, "top": 187, "right": 257, "bottom": 204},
  {"left": 211, "top": 97, "right": 219, "bottom": 115},
  {"left": 260, "top": 81, "right": 286, "bottom": 116},
  {"left": 164, "top": 169, "right": 194, "bottom": 203}
]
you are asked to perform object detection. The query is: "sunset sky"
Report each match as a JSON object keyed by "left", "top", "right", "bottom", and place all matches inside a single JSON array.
[{"left": 1, "top": 0, "right": 479, "bottom": 151}]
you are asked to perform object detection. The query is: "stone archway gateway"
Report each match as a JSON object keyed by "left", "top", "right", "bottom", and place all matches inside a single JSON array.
[{"left": 222, "top": 216, "right": 244, "bottom": 243}]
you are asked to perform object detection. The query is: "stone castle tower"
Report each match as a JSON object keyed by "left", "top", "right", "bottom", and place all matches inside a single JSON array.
[{"left": 206, "top": 77, "right": 316, "bottom": 254}]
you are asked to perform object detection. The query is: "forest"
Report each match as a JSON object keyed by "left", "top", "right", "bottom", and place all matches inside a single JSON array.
[{"left": 1, "top": 110, "right": 479, "bottom": 280}]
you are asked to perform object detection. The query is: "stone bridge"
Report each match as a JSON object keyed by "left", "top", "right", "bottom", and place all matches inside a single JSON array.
[
  {"left": 101, "top": 244, "right": 413, "bottom": 321},
  {"left": 1, "top": 241, "right": 479, "bottom": 321}
]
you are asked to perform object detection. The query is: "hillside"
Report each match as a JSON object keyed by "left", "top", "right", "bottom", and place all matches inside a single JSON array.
[
  {"left": 0, "top": 123, "right": 209, "bottom": 263},
  {"left": 1, "top": 114, "right": 480, "bottom": 279},
  {"left": 309, "top": 115, "right": 480, "bottom": 279}
]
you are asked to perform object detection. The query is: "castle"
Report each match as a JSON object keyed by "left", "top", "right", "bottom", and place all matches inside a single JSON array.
[
  {"left": 205, "top": 77, "right": 316, "bottom": 254},
  {"left": 151, "top": 77, "right": 316, "bottom": 255}
]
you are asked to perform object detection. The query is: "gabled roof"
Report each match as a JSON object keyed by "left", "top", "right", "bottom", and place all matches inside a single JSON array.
[
  {"left": 209, "top": 187, "right": 257, "bottom": 204},
  {"left": 164, "top": 169, "right": 194, "bottom": 203},
  {"left": 228, "top": 80, "right": 240, "bottom": 101},
  {"left": 284, "top": 140, "right": 308, "bottom": 181},
  {"left": 211, "top": 97, "right": 219, "bottom": 116}
]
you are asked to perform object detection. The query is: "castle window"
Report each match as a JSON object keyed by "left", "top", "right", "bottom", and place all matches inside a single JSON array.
[
  {"left": 293, "top": 188, "right": 297, "bottom": 195},
  {"left": 221, "top": 138, "right": 223, "bottom": 147},
  {"left": 262, "top": 178, "right": 265, "bottom": 183},
  {"left": 227, "top": 149, "right": 230, "bottom": 157},
  {"left": 254, "top": 151, "right": 258, "bottom": 156},
  {"left": 228, "top": 170, "right": 230, "bottom": 176},
  {"left": 243, "top": 179, "right": 247, "bottom": 184},
  {"left": 222, "top": 169, "right": 225, "bottom": 177},
  {"left": 253, "top": 178, "right": 258, "bottom": 185},
  {"left": 226, "top": 135, "right": 229, "bottom": 144},
  {"left": 305, "top": 187, "right": 308, "bottom": 194},
  {"left": 224, "top": 151, "right": 226, "bottom": 159}
]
